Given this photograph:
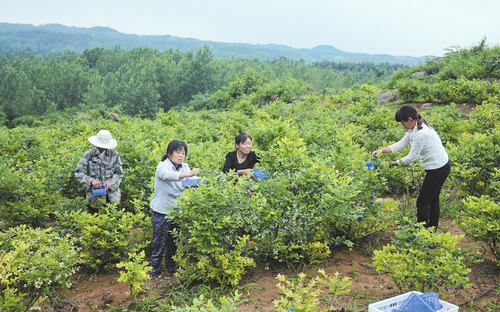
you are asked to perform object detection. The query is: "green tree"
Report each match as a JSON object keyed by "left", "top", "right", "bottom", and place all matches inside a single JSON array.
[
  {"left": 118, "top": 63, "right": 160, "bottom": 118},
  {"left": 82, "top": 71, "right": 106, "bottom": 108},
  {"left": 173, "top": 45, "right": 215, "bottom": 108}
]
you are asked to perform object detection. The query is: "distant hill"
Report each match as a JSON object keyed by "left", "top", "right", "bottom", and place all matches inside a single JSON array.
[{"left": 0, "top": 23, "right": 432, "bottom": 65}]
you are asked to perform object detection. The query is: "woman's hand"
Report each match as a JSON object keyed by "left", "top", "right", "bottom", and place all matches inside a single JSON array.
[
  {"left": 179, "top": 168, "right": 201, "bottom": 179},
  {"left": 237, "top": 169, "right": 252, "bottom": 176},
  {"left": 372, "top": 147, "right": 391, "bottom": 158},
  {"left": 190, "top": 168, "right": 201, "bottom": 176},
  {"left": 372, "top": 149, "right": 383, "bottom": 158}
]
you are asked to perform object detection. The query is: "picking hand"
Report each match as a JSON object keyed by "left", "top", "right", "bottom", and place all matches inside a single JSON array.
[
  {"left": 191, "top": 168, "right": 201, "bottom": 175},
  {"left": 372, "top": 150, "right": 383, "bottom": 158}
]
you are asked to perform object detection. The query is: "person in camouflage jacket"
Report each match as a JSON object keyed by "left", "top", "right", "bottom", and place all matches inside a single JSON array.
[{"left": 74, "top": 130, "right": 123, "bottom": 204}]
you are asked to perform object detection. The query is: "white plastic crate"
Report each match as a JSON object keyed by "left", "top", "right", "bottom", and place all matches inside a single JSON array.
[{"left": 368, "top": 291, "right": 459, "bottom": 312}]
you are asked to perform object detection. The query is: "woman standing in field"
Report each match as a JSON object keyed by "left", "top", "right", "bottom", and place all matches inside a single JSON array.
[
  {"left": 150, "top": 140, "right": 201, "bottom": 279},
  {"left": 372, "top": 105, "right": 450, "bottom": 230},
  {"left": 222, "top": 130, "right": 260, "bottom": 176}
]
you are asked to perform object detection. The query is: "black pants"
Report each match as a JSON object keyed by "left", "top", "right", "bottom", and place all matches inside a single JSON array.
[
  {"left": 150, "top": 210, "right": 179, "bottom": 278},
  {"left": 416, "top": 160, "right": 451, "bottom": 229}
]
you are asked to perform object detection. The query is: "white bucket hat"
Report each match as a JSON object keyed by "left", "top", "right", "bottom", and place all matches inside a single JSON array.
[{"left": 88, "top": 130, "right": 117, "bottom": 149}]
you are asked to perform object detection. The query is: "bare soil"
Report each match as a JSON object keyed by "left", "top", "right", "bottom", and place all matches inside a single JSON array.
[{"left": 53, "top": 218, "right": 499, "bottom": 312}]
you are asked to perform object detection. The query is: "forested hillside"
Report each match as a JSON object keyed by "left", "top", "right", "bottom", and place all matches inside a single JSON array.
[
  {"left": 0, "top": 22, "right": 427, "bottom": 65},
  {"left": 0, "top": 45, "right": 407, "bottom": 127}
]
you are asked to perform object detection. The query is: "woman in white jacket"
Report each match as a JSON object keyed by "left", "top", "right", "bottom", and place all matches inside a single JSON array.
[
  {"left": 150, "top": 140, "right": 201, "bottom": 278},
  {"left": 372, "top": 105, "right": 451, "bottom": 230}
]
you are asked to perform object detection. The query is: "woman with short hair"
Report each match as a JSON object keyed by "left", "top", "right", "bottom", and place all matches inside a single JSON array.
[{"left": 150, "top": 140, "right": 201, "bottom": 278}]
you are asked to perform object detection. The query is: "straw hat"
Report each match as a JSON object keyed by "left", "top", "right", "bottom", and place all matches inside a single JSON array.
[{"left": 88, "top": 130, "right": 117, "bottom": 149}]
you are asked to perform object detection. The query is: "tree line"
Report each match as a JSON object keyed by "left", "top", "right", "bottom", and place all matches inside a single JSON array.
[{"left": 0, "top": 45, "right": 408, "bottom": 126}]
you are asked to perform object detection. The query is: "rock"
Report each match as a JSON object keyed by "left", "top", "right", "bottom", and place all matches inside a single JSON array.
[
  {"left": 376, "top": 90, "right": 401, "bottom": 104},
  {"left": 411, "top": 71, "right": 429, "bottom": 79},
  {"left": 421, "top": 103, "right": 432, "bottom": 109},
  {"left": 108, "top": 113, "right": 120, "bottom": 122},
  {"left": 80, "top": 113, "right": 94, "bottom": 122},
  {"left": 483, "top": 78, "right": 499, "bottom": 83}
]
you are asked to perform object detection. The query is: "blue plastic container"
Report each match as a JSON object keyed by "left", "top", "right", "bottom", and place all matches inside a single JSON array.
[
  {"left": 397, "top": 292, "right": 434, "bottom": 312},
  {"left": 366, "top": 160, "right": 391, "bottom": 169},
  {"left": 181, "top": 178, "right": 208, "bottom": 188},
  {"left": 92, "top": 185, "right": 107, "bottom": 196},
  {"left": 418, "top": 292, "right": 442, "bottom": 311},
  {"left": 252, "top": 168, "right": 270, "bottom": 179}
]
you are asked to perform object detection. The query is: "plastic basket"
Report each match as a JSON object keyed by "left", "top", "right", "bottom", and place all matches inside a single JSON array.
[
  {"left": 368, "top": 291, "right": 459, "bottom": 312},
  {"left": 366, "top": 160, "right": 391, "bottom": 169},
  {"left": 419, "top": 292, "right": 442, "bottom": 311},
  {"left": 397, "top": 292, "right": 434, "bottom": 312},
  {"left": 92, "top": 186, "right": 107, "bottom": 196},
  {"left": 252, "top": 168, "right": 269, "bottom": 179},
  {"left": 181, "top": 178, "right": 207, "bottom": 188}
]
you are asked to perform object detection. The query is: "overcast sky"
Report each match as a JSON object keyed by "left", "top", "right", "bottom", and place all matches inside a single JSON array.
[{"left": 2, "top": 0, "right": 499, "bottom": 57}]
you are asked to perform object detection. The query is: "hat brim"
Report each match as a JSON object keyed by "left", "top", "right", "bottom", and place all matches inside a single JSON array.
[{"left": 88, "top": 136, "right": 117, "bottom": 149}]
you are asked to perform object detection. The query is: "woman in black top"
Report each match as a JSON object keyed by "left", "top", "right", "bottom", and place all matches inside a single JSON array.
[{"left": 222, "top": 130, "right": 259, "bottom": 176}]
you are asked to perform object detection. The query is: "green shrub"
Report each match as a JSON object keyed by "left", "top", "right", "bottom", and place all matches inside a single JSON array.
[
  {"left": 394, "top": 75, "right": 500, "bottom": 104},
  {"left": 172, "top": 176, "right": 261, "bottom": 286},
  {"left": 373, "top": 220, "right": 471, "bottom": 293},
  {"left": 0, "top": 225, "right": 79, "bottom": 311},
  {"left": 459, "top": 196, "right": 500, "bottom": 264},
  {"left": 465, "top": 100, "right": 500, "bottom": 133},
  {"left": 168, "top": 291, "right": 243, "bottom": 312},
  {"left": 273, "top": 270, "right": 351, "bottom": 312},
  {"left": 55, "top": 202, "right": 150, "bottom": 273},
  {"left": 447, "top": 127, "right": 500, "bottom": 198},
  {"left": 425, "top": 103, "right": 468, "bottom": 144},
  {"left": 0, "top": 156, "right": 59, "bottom": 228},
  {"left": 116, "top": 250, "right": 152, "bottom": 300}
]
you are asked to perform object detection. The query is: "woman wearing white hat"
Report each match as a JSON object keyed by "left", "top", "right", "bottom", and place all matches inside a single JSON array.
[{"left": 74, "top": 130, "right": 123, "bottom": 212}]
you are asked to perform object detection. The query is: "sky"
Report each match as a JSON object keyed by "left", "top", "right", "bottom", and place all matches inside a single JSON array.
[{"left": 1, "top": 0, "right": 500, "bottom": 57}]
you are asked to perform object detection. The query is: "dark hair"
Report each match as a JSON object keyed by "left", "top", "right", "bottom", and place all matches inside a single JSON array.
[
  {"left": 161, "top": 140, "right": 188, "bottom": 161},
  {"left": 395, "top": 105, "right": 430, "bottom": 129},
  {"left": 235, "top": 130, "right": 252, "bottom": 145}
]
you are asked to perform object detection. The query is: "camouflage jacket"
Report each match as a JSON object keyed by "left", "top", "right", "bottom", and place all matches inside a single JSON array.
[{"left": 74, "top": 147, "right": 123, "bottom": 203}]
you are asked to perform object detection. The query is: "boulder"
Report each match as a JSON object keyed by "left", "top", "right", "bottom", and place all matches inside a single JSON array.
[
  {"left": 376, "top": 90, "right": 401, "bottom": 104},
  {"left": 80, "top": 113, "right": 94, "bottom": 122},
  {"left": 483, "top": 78, "right": 499, "bottom": 83},
  {"left": 109, "top": 113, "right": 120, "bottom": 122},
  {"left": 411, "top": 71, "right": 429, "bottom": 79}
]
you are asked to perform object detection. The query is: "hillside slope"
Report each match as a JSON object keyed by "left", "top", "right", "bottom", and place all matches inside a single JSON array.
[{"left": 0, "top": 22, "right": 430, "bottom": 65}]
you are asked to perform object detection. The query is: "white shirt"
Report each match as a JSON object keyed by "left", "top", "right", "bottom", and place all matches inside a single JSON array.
[
  {"left": 389, "top": 123, "right": 449, "bottom": 170},
  {"left": 150, "top": 159, "right": 198, "bottom": 215}
]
